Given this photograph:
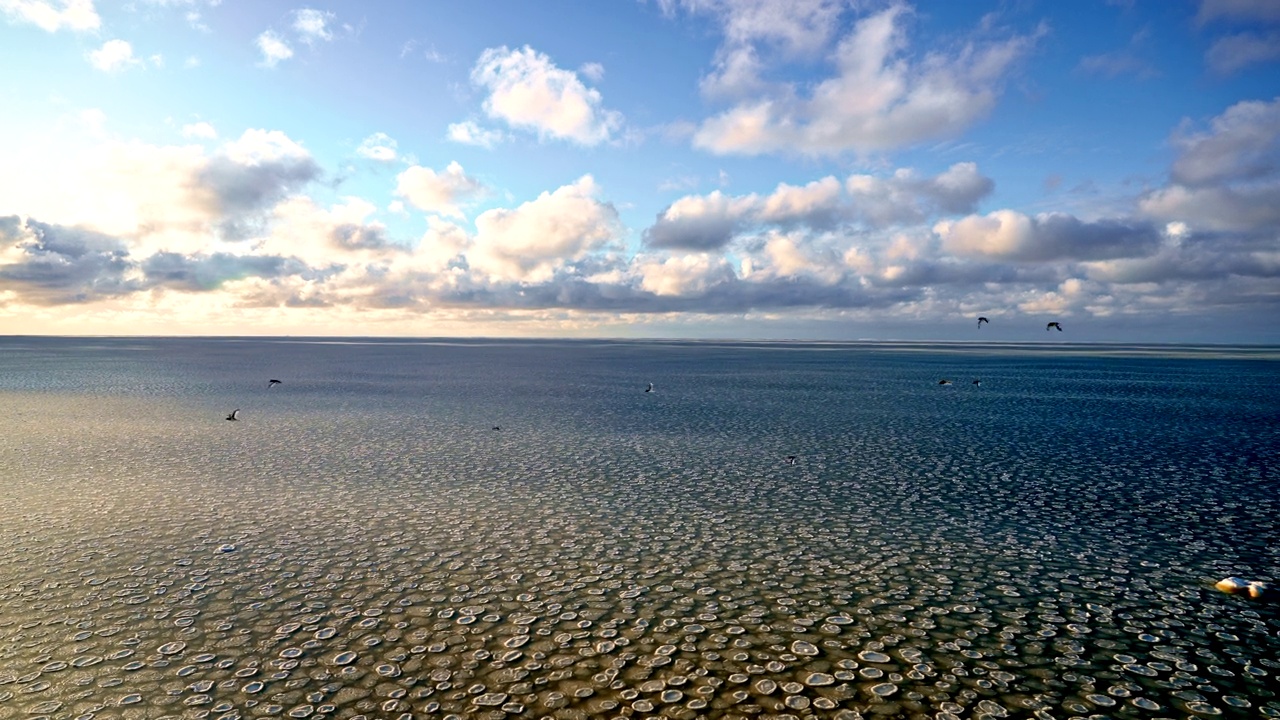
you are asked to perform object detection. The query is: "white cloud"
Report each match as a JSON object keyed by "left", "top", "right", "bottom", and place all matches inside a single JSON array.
[
  {"left": 256, "top": 30, "right": 293, "bottom": 68},
  {"left": 692, "top": 4, "right": 1041, "bottom": 156},
  {"left": 1169, "top": 97, "right": 1280, "bottom": 187},
  {"left": 260, "top": 195, "right": 393, "bottom": 266},
  {"left": 88, "top": 39, "right": 141, "bottom": 73},
  {"left": 446, "top": 121, "right": 505, "bottom": 148},
  {"left": 221, "top": 128, "right": 310, "bottom": 166},
  {"left": 1141, "top": 97, "right": 1280, "bottom": 233},
  {"left": 936, "top": 210, "right": 1161, "bottom": 262},
  {"left": 293, "top": 8, "right": 335, "bottom": 44},
  {"left": 0, "top": 0, "right": 99, "bottom": 32},
  {"left": 470, "top": 45, "right": 623, "bottom": 146},
  {"left": 395, "top": 162, "right": 486, "bottom": 218},
  {"left": 645, "top": 163, "right": 994, "bottom": 249},
  {"left": 644, "top": 189, "right": 759, "bottom": 250},
  {"left": 181, "top": 121, "right": 217, "bottom": 140},
  {"left": 356, "top": 132, "right": 397, "bottom": 162},
  {"left": 758, "top": 177, "right": 843, "bottom": 225},
  {"left": 579, "top": 61, "right": 605, "bottom": 81},
  {"left": 670, "top": 0, "right": 844, "bottom": 98},
  {"left": 847, "top": 162, "right": 994, "bottom": 226},
  {"left": 469, "top": 175, "right": 621, "bottom": 282},
  {"left": 636, "top": 253, "right": 735, "bottom": 296}
]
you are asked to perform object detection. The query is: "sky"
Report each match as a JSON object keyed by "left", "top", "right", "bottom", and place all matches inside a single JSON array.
[{"left": 1, "top": 0, "right": 1278, "bottom": 342}]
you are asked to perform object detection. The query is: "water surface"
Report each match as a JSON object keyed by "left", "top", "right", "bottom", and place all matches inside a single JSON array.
[{"left": 1, "top": 337, "right": 1277, "bottom": 719}]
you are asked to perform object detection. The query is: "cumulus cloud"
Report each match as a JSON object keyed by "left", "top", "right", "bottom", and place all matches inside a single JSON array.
[
  {"left": 1084, "top": 232, "right": 1280, "bottom": 285},
  {"left": 394, "top": 162, "right": 486, "bottom": 218},
  {"left": 181, "top": 121, "right": 217, "bottom": 140},
  {"left": 143, "top": 251, "right": 313, "bottom": 292},
  {"left": 0, "top": 0, "right": 99, "bottom": 32},
  {"left": 446, "top": 121, "right": 505, "bottom": 148},
  {"left": 847, "top": 162, "right": 993, "bottom": 226},
  {"left": 469, "top": 175, "right": 621, "bottom": 282},
  {"left": 677, "top": 0, "right": 846, "bottom": 98},
  {"left": 1169, "top": 97, "right": 1280, "bottom": 187},
  {"left": 196, "top": 129, "right": 322, "bottom": 238},
  {"left": 88, "top": 39, "right": 140, "bottom": 72},
  {"left": 1141, "top": 97, "right": 1280, "bottom": 233},
  {"left": 470, "top": 45, "right": 623, "bottom": 145},
  {"left": 936, "top": 210, "right": 1162, "bottom": 262},
  {"left": 356, "top": 132, "right": 397, "bottom": 162},
  {"left": 645, "top": 163, "right": 993, "bottom": 250},
  {"left": 293, "top": 8, "right": 335, "bottom": 44},
  {"left": 0, "top": 216, "right": 136, "bottom": 304},
  {"left": 688, "top": 3, "right": 1041, "bottom": 156},
  {"left": 643, "top": 190, "right": 760, "bottom": 251},
  {"left": 257, "top": 30, "right": 293, "bottom": 67},
  {"left": 636, "top": 253, "right": 737, "bottom": 296}
]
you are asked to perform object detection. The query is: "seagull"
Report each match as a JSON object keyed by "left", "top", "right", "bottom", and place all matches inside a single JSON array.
[
  {"left": 226, "top": 409, "right": 240, "bottom": 421},
  {"left": 645, "top": 383, "right": 654, "bottom": 393},
  {"left": 1047, "top": 322, "right": 1063, "bottom": 332},
  {"left": 268, "top": 379, "right": 283, "bottom": 388},
  {"left": 784, "top": 456, "right": 798, "bottom": 465},
  {"left": 977, "top": 317, "right": 989, "bottom": 327},
  {"left": 938, "top": 379, "right": 953, "bottom": 386}
]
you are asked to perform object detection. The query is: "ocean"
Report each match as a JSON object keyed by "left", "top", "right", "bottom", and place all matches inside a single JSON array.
[{"left": 1, "top": 337, "right": 1277, "bottom": 719}]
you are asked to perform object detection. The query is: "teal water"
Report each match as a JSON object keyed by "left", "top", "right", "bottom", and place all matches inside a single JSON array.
[{"left": 1, "top": 338, "right": 1277, "bottom": 719}]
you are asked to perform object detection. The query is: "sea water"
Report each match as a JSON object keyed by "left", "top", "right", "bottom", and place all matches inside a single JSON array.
[{"left": 0, "top": 337, "right": 1277, "bottom": 719}]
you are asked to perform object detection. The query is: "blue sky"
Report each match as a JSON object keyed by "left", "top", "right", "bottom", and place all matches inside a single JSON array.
[{"left": 1, "top": 0, "right": 1278, "bottom": 342}]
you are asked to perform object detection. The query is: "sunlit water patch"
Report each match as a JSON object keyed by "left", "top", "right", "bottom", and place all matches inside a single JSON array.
[{"left": 1, "top": 337, "right": 1277, "bottom": 719}]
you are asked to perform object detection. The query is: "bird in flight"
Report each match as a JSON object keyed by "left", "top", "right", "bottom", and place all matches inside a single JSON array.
[
  {"left": 226, "top": 409, "right": 240, "bottom": 421},
  {"left": 268, "top": 379, "right": 283, "bottom": 388},
  {"left": 1046, "top": 322, "right": 1063, "bottom": 332},
  {"left": 977, "top": 317, "right": 989, "bottom": 327},
  {"left": 645, "top": 383, "right": 654, "bottom": 393},
  {"left": 938, "top": 379, "right": 953, "bottom": 386}
]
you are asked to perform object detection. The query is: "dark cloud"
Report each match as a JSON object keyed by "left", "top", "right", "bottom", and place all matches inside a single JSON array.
[
  {"left": 867, "top": 260, "right": 1063, "bottom": 289},
  {"left": 644, "top": 164, "right": 994, "bottom": 250},
  {"left": 142, "top": 251, "right": 315, "bottom": 292},
  {"left": 941, "top": 211, "right": 1163, "bottom": 262},
  {"left": 642, "top": 210, "right": 742, "bottom": 251},
  {"left": 1169, "top": 96, "right": 1280, "bottom": 187},
  {"left": 361, "top": 260, "right": 918, "bottom": 316},
  {"left": 331, "top": 223, "right": 392, "bottom": 250},
  {"left": 193, "top": 153, "right": 321, "bottom": 240},
  {"left": 1086, "top": 230, "right": 1280, "bottom": 284},
  {"left": 0, "top": 217, "right": 138, "bottom": 304},
  {"left": 1032, "top": 215, "right": 1163, "bottom": 262}
]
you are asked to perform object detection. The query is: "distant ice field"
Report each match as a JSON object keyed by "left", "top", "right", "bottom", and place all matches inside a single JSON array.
[{"left": 1, "top": 337, "right": 1277, "bottom": 719}]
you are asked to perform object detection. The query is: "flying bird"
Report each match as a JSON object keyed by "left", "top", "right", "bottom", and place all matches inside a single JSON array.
[
  {"left": 268, "top": 379, "right": 283, "bottom": 388},
  {"left": 1047, "top": 322, "right": 1063, "bottom": 332},
  {"left": 645, "top": 383, "right": 654, "bottom": 393},
  {"left": 226, "top": 409, "right": 240, "bottom": 421},
  {"left": 938, "top": 379, "right": 953, "bottom": 386},
  {"left": 977, "top": 317, "right": 989, "bottom": 327}
]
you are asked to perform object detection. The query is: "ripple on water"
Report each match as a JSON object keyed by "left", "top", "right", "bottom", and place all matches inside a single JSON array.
[{"left": 2, "top": 344, "right": 1278, "bottom": 720}]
